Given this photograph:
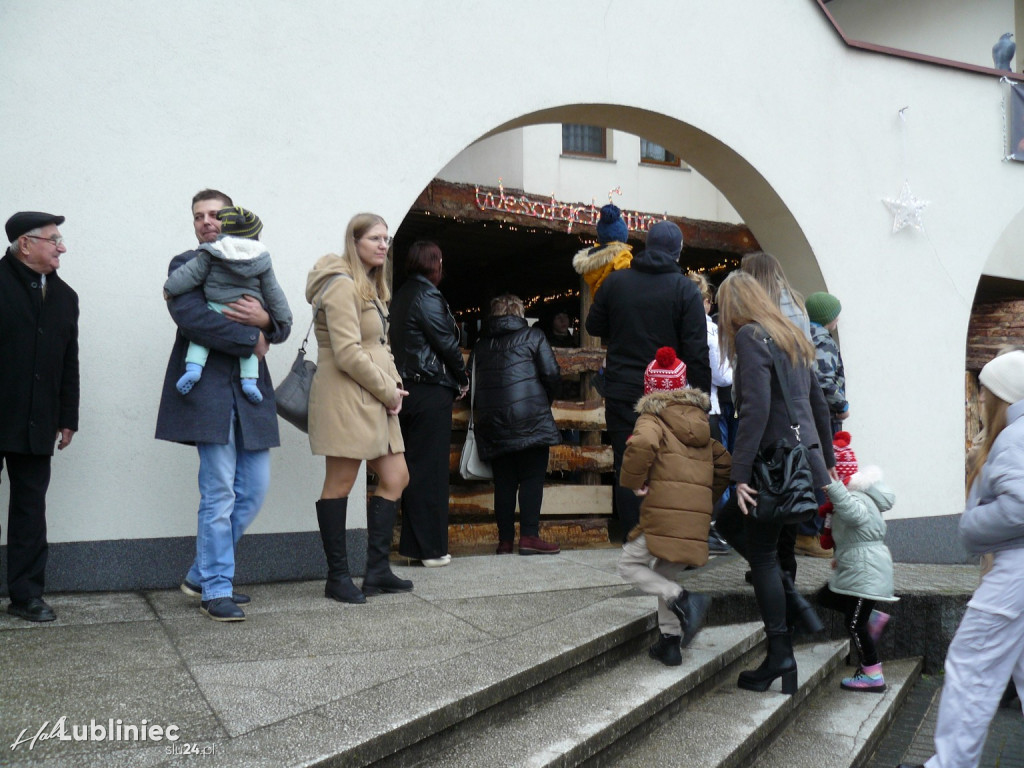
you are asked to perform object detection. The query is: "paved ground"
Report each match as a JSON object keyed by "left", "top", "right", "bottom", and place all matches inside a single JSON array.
[
  {"left": 1, "top": 548, "right": 1017, "bottom": 767},
  {"left": 868, "top": 673, "right": 1023, "bottom": 768}
]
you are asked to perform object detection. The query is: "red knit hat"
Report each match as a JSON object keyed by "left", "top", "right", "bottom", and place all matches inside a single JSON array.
[
  {"left": 833, "top": 431, "right": 858, "bottom": 485},
  {"left": 644, "top": 347, "right": 687, "bottom": 394}
]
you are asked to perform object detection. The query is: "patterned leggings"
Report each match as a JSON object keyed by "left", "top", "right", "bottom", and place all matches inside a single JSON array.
[{"left": 817, "top": 584, "right": 878, "bottom": 667}]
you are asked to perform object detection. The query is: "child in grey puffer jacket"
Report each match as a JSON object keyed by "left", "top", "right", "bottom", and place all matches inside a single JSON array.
[{"left": 164, "top": 206, "right": 292, "bottom": 403}]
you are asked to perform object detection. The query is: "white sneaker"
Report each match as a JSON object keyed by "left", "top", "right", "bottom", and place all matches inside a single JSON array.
[{"left": 422, "top": 555, "right": 452, "bottom": 567}]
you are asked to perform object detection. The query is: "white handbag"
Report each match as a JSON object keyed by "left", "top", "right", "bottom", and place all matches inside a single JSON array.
[{"left": 459, "top": 358, "right": 493, "bottom": 480}]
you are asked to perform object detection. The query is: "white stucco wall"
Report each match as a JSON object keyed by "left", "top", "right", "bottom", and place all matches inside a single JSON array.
[
  {"left": 985, "top": 206, "right": 1024, "bottom": 279},
  {"left": 438, "top": 125, "right": 742, "bottom": 224},
  {"left": 437, "top": 130, "right": 525, "bottom": 191},
  {"left": 1, "top": 0, "right": 1021, "bottom": 548}
]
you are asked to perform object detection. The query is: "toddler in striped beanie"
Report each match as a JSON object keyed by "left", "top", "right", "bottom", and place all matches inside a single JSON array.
[{"left": 163, "top": 206, "right": 292, "bottom": 403}]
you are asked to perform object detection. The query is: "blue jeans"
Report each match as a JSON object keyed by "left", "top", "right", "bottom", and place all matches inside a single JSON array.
[{"left": 186, "top": 409, "right": 270, "bottom": 600}]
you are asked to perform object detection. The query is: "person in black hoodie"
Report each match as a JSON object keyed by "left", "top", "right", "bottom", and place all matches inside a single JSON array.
[
  {"left": 389, "top": 241, "right": 469, "bottom": 567},
  {"left": 471, "top": 294, "right": 561, "bottom": 555},
  {"left": 585, "top": 220, "right": 710, "bottom": 541}
]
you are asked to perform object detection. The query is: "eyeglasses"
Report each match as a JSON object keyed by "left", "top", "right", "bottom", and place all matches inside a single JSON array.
[
  {"left": 24, "top": 234, "right": 65, "bottom": 247},
  {"left": 362, "top": 235, "right": 392, "bottom": 247}
]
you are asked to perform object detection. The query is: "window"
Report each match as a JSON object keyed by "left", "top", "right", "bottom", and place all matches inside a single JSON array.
[
  {"left": 562, "top": 124, "right": 607, "bottom": 158},
  {"left": 640, "top": 139, "right": 682, "bottom": 167}
]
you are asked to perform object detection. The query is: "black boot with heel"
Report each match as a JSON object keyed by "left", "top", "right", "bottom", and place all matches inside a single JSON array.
[
  {"left": 315, "top": 498, "right": 366, "bottom": 604},
  {"left": 737, "top": 632, "right": 798, "bottom": 694},
  {"left": 362, "top": 496, "right": 414, "bottom": 596},
  {"left": 782, "top": 571, "right": 824, "bottom": 635}
]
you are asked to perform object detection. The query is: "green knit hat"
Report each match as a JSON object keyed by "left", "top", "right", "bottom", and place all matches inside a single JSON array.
[
  {"left": 806, "top": 292, "right": 842, "bottom": 326},
  {"left": 217, "top": 206, "right": 263, "bottom": 240}
]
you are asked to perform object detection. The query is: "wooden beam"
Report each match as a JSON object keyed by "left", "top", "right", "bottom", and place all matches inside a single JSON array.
[
  {"left": 440, "top": 518, "right": 614, "bottom": 555},
  {"left": 551, "top": 347, "right": 605, "bottom": 375},
  {"left": 547, "top": 444, "right": 613, "bottom": 473},
  {"left": 552, "top": 400, "right": 606, "bottom": 430},
  {"left": 411, "top": 179, "right": 760, "bottom": 255},
  {"left": 448, "top": 444, "right": 613, "bottom": 474},
  {"left": 455, "top": 347, "right": 601, "bottom": 377},
  {"left": 448, "top": 484, "right": 612, "bottom": 517},
  {"left": 453, "top": 400, "right": 605, "bottom": 431}
]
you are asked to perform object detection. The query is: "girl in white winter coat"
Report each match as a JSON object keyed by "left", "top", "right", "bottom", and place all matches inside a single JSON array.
[{"left": 902, "top": 351, "right": 1024, "bottom": 768}]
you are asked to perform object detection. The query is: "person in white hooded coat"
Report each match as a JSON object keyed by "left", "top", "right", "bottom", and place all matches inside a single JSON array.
[{"left": 900, "top": 350, "right": 1024, "bottom": 768}]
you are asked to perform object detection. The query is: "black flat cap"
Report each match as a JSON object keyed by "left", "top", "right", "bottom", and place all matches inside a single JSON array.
[{"left": 6, "top": 211, "right": 66, "bottom": 242}]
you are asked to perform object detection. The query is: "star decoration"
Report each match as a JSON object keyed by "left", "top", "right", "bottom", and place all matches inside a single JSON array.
[{"left": 882, "top": 180, "right": 929, "bottom": 234}]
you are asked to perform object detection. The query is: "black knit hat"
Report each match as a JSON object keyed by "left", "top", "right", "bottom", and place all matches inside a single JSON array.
[
  {"left": 217, "top": 206, "right": 263, "bottom": 239},
  {"left": 6, "top": 211, "right": 65, "bottom": 242}
]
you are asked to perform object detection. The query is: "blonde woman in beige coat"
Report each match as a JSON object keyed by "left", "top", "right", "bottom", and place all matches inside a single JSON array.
[{"left": 305, "top": 213, "right": 412, "bottom": 602}]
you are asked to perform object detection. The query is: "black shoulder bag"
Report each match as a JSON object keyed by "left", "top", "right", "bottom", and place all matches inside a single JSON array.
[{"left": 748, "top": 338, "right": 819, "bottom": 525}]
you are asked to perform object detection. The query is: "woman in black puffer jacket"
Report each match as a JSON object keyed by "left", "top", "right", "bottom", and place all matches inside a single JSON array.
[
  {"left": 389, "top": 241, "right": 469, "bottom": 567},
  {"left": 471, "top": 294, "right": 561, "bottom": 555}
]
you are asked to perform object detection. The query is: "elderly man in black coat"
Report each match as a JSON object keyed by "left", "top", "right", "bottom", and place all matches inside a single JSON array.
[
  {"left": 585, "top": 220, "right": 710, "bottom": 542},
  {"left": 1, "top": 211, "right": 79, "bottom": 622}
]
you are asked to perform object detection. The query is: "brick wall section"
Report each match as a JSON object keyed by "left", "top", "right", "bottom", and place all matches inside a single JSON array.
[{"left": 966, "top": 299, "right": 1024, "bottom": 372}]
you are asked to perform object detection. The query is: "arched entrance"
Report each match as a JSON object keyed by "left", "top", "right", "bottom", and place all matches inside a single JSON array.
[
  {"left": 388, "top": 107, "right": 828, "bottom": 553},
  {"left": 965, "top": 206, "right": 1024, "bottom": 484}
]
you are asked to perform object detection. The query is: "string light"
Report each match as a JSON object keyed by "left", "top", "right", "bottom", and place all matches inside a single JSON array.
[
  {"left": 453, "top": 288, "right": 582, "bottom": 321},
  {"left": 406, "top": 184, "right": 743, "bottom": 322},
  {"left": 474, "top": 179, "right": 664, "bottom": 234}
]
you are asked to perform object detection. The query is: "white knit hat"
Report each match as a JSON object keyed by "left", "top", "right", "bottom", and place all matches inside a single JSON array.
[{"left": 979, "top": 350, "right": 1024, "bottom": 405}]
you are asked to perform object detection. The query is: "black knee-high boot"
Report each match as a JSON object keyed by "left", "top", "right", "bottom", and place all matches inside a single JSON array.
[
  {"left": 737, "top": 631, "right": 797, "bottom": 694},
  {"left": 362, "top": 496, "right": 413, "bottom": 596},
  {"left": 316, "top": 498, "right": 366, "bottom": 604},
  {"left": 782, "top": 570, "right": 824, "bottom": 634}
]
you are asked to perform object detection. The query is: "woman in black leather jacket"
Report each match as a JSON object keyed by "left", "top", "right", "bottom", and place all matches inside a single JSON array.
[
  {"left": 388, "top": 241, "right": 468, "bottom": 567},
  {"left": 471, "top": 294, "right": 561, "bottom": 555}
]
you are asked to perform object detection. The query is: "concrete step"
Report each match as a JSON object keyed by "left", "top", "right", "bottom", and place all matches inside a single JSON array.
[
  {"left": 752, "top": 657, "right": 923, "bottom": 768},
  {"left": 237, "top": 591, "right": 660, "bottom": 768},
  {"left": 396, "top": 624, "right": 850, "bottom": 768},
  {"left": 598, "top": 638, "right": 851, "bottom": 768}
]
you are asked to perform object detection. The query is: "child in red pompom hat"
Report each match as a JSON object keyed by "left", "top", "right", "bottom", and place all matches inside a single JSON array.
[
  {"left": 618, "top": 346, "right": 730, "bottom": 666},
  {"left": 815, "top": 431, "right": 898, "bottom": 693},
  {"left": 643, "top": 347, "right": 687, "bottom": 394}
]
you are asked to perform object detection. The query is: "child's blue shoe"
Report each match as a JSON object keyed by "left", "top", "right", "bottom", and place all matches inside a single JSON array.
[
  {"left": 176, "top": 363, "right": 203, "bottom": 395},
  {"left": 241, "top": 378, "right": 263, "bottom": 403}
]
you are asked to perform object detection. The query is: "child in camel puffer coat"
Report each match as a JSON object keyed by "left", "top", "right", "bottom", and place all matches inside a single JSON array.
[{"left": 616, "top": 347, "right": 731, "bottom": 667}]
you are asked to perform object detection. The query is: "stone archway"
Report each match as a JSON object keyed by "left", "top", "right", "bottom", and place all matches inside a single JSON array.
[
  {"left": 483, "top": 104, "right": 828, "bottom": 295},
  {"left": 388, "top": 106, "right": 829, "bottom": 553}
]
